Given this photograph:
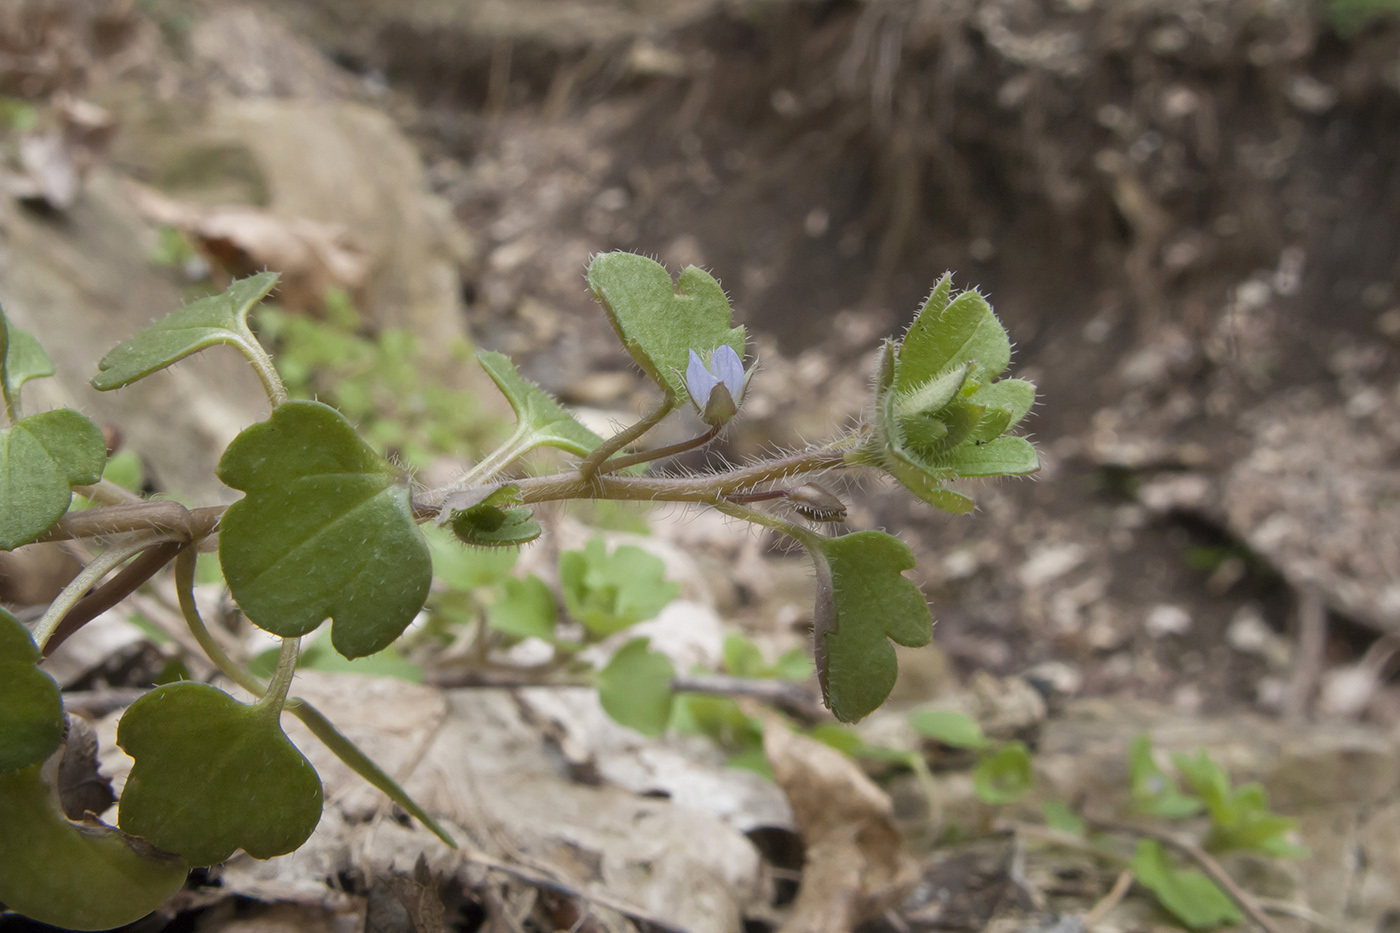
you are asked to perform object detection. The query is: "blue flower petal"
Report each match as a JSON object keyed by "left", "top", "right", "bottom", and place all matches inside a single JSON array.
[
  {"left": 685, "top": 348, "right": 719, "bottom": 405},
  {"left": 710, "top": 344, "right": 745, "bottom": 400}
]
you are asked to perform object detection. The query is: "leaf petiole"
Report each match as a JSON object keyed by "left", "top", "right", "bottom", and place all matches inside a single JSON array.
[
  {"left": 284, "top": 697, "right": 457, "bottom": 849},
  {"left": 255, "top": 637, "right": 300, "bottom": 718},
  {"left": 173, "top": 547, "right": 266, "bottom": 698}
]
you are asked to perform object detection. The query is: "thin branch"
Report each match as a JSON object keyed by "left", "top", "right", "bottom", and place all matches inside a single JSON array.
[
  {"left": 1089, "top": 820, "right": 1282, "bottom": 933},
  {"left": 1284, "top": 588, "right": 1326, "bottom": 721},
  {"left": 42, "top": 539, "right": 185, "bottom": 655},
  {"left": 577, "top": 398, "right": 676, "bottom": 481},
  {"left": 33, "top": 537, "right": 153, "bottom": 653},
  {"left": 462, "top": 847, "right": 694, "bottom": 933},
  {"left": 72, "top": 479, "right": 144, "bottom": 507},
  {"left": 1083, "top": 869, "right": 1134, "bottom": 929},
  {"left": 39, "top": 501, "right": 223, "bottom": 544},
  {"left": 426, "top": 668, "right": 823, "bottom": 720},
  {"left": 594, "top": 423, "right": 721, "bottom": 476}
]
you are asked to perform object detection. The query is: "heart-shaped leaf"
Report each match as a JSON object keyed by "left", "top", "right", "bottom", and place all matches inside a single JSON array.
[
  {"left": 1131, "top": 839, "right": 1242, "bottom": 930},
  {"left": 0, "top": 609, "right": 64, "bottom": 772},
  {"left": 0, "top": 408, "right": 106, "bottom": 550},
  {"left": 92, "top": 273, "right": 279, "bottom": 391},
  {"left": 218, "top": 400, "right": 432, "bottom": 658},
  {"left": 487, "top": 575, "right": 558, "bottom": 640},
  {"left": 558, "top": 537, "right": 679, "bottom": 636},
  {"left": 587, "top": 252, "right": 746, "bottom": 403},
  {"left": 116, "top": 682, "right": 322, "bottom": 866},
  {"left": 596, "top": 637, "right": 675, "bottom": 736},
  {"left": 0, "top": 763, "right": 189, "bottom": 930},
  {"left": 810, "top": 531, "right": 933, "bottom": 723},
  {"left": 476, "top": 351, "right": 604, "bottom": 457},
  {"left": 1, "top": 308, "right": 55, "bottom": 415}
]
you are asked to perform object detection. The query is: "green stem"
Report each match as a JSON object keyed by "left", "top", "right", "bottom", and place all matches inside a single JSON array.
[
  {"left": 420, "top": 424, "right": 538, "bottom": 513},
  {"left": 594, "top": 423, "right": 721, "bottom": 476},
  {"left": 715, "top": 501, "right": 830, "bottom": 555},
  {"left": 577, "top": 398, "right": 676, "bottom": 481},
  {"left": 255, "top": 637, "right": 300, "bottom": 717},
  {"left": 1, "top": 382, "right": 18, "bottom": 424},
  {"left": 284, "top": 698, "right": 457, "bottom": 849},
  {"left": 33, "top": 538, "right": 153, "bottom": 652},
  {"left": 510, "top": 440, "right": 851, "bottom": 508},
  {"left": 237, "top": 335, "right": 289, "bottom": 409},
  {"left": 173, "top": 548, "right": 265, "bottom": 697}
]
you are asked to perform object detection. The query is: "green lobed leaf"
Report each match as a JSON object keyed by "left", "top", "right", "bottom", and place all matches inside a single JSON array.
[
  {"left": 487, "top": 575, "right": 558, "bottom": 640},
  {"left": 217, "top": 400, "right": 432, "bottom": 659},
  {"left": 970, "top": 377, "right": 1036, "bottom": 432},
  {"left": 559, "top": 537, "right": 679, "bottom": 637},
  {"left": 810, "top": 531, "right": 933, "bottom": 723},
  {"left": 1173, "top": 751, "right": 1307, "bottom": 858},
  {"left": 596, "top": 637, "right": 675, "bottom": 737},
  {"left": 892, "top": 363, "right": 969, "bottom": 421},
  {"left": 476, "top": 350, "right": 605, "bottom": 457},
  {"left": 973, "top": 741, "right": 1034, "bottom": 804},
  {"left": 116, "top": 682, "right": 322, "bottom": 866},
  {"left": 895, "top": 276, "right": 1010, "bottom": 392},
  {"left": 1, "top": 308, "right": 55, "bottom": 414},
  {"left": 1131, "top": 839, "right": 1243, "bottom": 930},
  {"left": 0, "top": 408, "right": 106, "bottom": 550},
  {"left": 941, "top": 436, "right": 1040, "bottom": 477},
  {"left": 1129, "top": 735, "right": 1204, "bottom": 820},
  {"left": 586, "top": 252, "right": 746, "bottom": 403},
  {"left": 908, "top": 709, "right": 990, "bottom": 750},
  {"left": 0, "top": 609, "right": 64, "bottom": 772},
  {"left": 93, "top": 273, "right": 280, "bottom": 391},
  {"left": 0, "top": 763, "right": 189, "bottom": 930},
  {"left": 869, "top": 276, "right": 1038, "bottom": 512}
]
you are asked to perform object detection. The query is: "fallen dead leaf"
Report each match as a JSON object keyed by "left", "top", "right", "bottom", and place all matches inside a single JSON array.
[
  {"left": 127, "top": 182, "right": 368, "bottom": 315},
  {"left": 761, "top": 712, "right": 918, "bottom": 933}
]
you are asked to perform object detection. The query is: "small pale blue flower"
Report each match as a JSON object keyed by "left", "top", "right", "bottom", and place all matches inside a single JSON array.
[{"left": 685, "top": 344, "right": 746, "bottom": 426}]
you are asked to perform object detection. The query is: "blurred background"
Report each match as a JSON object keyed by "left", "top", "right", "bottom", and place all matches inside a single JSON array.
[{"left": 2, "top": 0, "right": 1399, "bottom": 930}]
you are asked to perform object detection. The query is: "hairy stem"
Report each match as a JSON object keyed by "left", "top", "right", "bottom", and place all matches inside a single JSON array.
[
  {"left": 73, "top": 479, "right": 145, "bottom": 507},
  {"left": 238, "top": 336, "right": 289, "bottom": 409},
  {"left": 594, "top": 423, "right": 721, "bottom": 475},
  {"left": 33, "top": 538, "right": 154, "bottom": 653},
  {"left": 43, "top": 540, "right": 185, "bottom": 656},
  {"left": 40, "top": 502, "right": 224, "bottom": 544},
  {"left": 577, "top": 398, "right": 676, "bottom": 481},
  {"left": 507, "top": 441, "right": 850, "bottom": 509}
]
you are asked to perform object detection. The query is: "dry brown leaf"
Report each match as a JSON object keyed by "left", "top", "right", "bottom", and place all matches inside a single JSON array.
[
  {"left": 127, "top": 182, "right": 368, "bottom": 315},
  {"left": 762, "top": 715, "right": 918, "bottom": 933}
]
